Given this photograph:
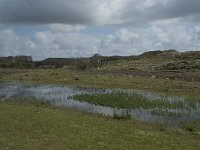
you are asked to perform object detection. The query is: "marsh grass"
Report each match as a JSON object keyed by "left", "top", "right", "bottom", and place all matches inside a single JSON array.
[{"left": 70, "top": 92, "right": 188, "bottom": 109}]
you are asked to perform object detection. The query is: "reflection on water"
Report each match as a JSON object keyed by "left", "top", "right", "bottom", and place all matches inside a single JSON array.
[{"left": 0, "top": 81, "right": 199, "bottom": 127}]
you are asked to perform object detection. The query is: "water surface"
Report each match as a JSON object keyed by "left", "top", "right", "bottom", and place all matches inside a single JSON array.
[{"left": 0, "top": 81, "right": 199, "bottom": 127}]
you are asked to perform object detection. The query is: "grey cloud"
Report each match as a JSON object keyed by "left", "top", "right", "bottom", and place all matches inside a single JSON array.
[
  {"left": 152, "top": 0, "right": 200, "bottom": 21},
  {"left": 0, "top": 0, "right": 96, "bottom": 24},
  {"left": 0, "top": 0, "right": 200, "bottom": 25},
  {"left": 119, "top": 0, "right": 200, "bottom": 24}
]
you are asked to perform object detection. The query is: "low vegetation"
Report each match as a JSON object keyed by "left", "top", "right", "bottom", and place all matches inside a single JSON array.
[
  {"left": 1, "top": 50, "right": 200, "bottom": 72},
  {"left": 70, "top": 92, "right": 187, "bottom": 109},
  {"left": 0, "top": 97, "right": 200, "bottom": 150},
  {"left": 0, "top": 68, "right": 199, "bottom": 100},
  {"left": 181, "top": 119, "right": 200, "bottom": 132}
]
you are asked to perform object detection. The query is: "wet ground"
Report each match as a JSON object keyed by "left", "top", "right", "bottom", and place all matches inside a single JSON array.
[{"left": 0, "top": 81, "right": 199, "bottom": 127}]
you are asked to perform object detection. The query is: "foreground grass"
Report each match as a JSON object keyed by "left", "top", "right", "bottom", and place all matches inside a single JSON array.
[
  {"left": 181, "top": 119, "right": 200, "bottom": 132},
  {"left": 71, "top": 92, "right": 186, "bottom": 109},
  {"left": 0, "top": 99, "right": 200, "bottom": 150}
]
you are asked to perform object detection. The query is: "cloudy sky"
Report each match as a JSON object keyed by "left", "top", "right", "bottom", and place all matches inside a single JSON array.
[{"left": 0, "top": 0, "right": 200, "bottom": 60}]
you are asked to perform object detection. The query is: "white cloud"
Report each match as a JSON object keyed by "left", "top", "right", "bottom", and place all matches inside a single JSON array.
[
  {"left": 99, "top": 23, "right": 200, "bottom": 55},
  {"left": 23, "top": 28, "right": 100, "bottom": 59},
  {"left": 0, "top": 28, "right": 22, "bottom": 56},
  {"left": 0, "top": 29, "right": 19, "bottom": 47},
  {"left": 24, "top": 40, "right": 36, "bottom": 49},
  {"left": 0, "top": 22, "right": 200, "bottom": 60}
]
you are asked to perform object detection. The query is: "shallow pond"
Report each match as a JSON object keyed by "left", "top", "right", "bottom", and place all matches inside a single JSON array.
[{"left": 0, "top": 81, "right": 199, "bottom": 128}]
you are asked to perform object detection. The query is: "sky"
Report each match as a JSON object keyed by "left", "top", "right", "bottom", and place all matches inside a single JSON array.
[{"left": 0, "top": 0, "right": 200, "bottom": 60}]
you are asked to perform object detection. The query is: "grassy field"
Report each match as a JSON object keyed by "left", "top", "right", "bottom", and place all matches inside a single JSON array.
[
  {"left": 0, "top": 68, "right": 200, "bottom": 100},
  {"left": 0, "top": 68, "right": 200, "bottom": 149},
  {"left": 0, "top": 98, "right": 200, "bottom": 150}
]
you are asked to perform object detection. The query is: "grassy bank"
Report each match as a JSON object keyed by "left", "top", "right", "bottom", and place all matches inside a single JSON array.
[
  {"left": 0, "top": 98, "right": 200, "bottom": 150},
  {"left": 0, "top": 68, "right": 200, "bottom": 100}
]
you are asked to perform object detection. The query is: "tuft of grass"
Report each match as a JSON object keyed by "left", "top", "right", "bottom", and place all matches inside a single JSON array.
[
  {"left": 70, "top": 92, "right": 187, "bottom": 109},
  {"left": 181, "top": 120, "right": 200, "bottom": 132}
]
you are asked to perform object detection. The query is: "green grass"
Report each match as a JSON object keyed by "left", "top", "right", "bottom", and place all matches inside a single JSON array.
[
  {"left": 0, "top": 98, "right": 200, "bottom": 150},
  {"left": 181, "top": 119, "right": 200, "bottom": 132},
  {"left": 71, "top": 92, "right": 187, "bottom": 109},
  {"left": 3, "top": 96, "right": 51, "bottom": 107},
  {"left": 0, "top": 68, "right": 200, "bottom": 100}
]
